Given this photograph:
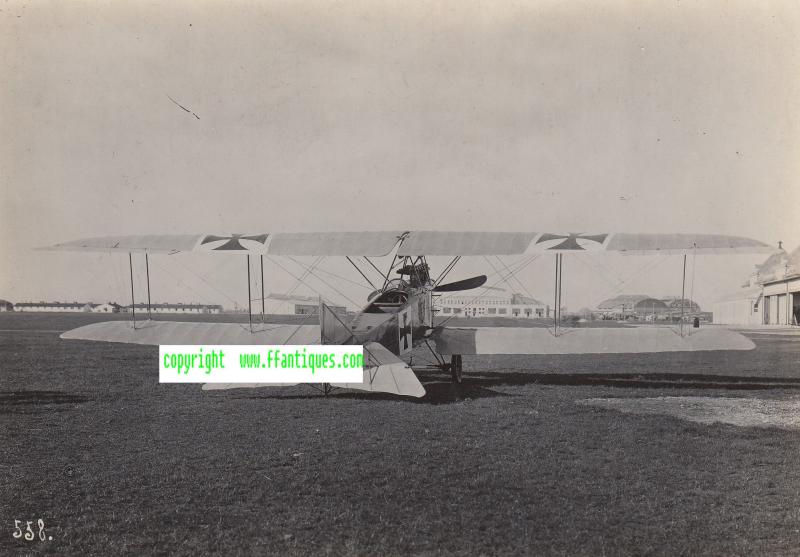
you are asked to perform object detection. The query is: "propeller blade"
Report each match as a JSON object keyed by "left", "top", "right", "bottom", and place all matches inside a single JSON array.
[{"left": 433, "top": 275, "right": 488, "bottom": 292}]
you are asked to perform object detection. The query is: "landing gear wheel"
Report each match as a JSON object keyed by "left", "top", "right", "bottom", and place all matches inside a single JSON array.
[{"left": 450, "top": 355, "right": 463, "bottom": 384}]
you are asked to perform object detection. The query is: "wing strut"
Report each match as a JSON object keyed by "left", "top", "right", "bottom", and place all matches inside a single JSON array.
[
  {"left": 433, "top": 256, "right": 461, "bottom": 287},
  {"left": 129, "top": 253, "right": 137, "bottom": 329},
  {"left": 127, "top": 252, "right": 154, "bottom": 328},
  {"left": 246, "top": 255, "right": 253, "bottom": 332},
  {"left": 553, "top": 253, "right": 564, "bottom": 335},
  {"left": 145, "top": 253, "right": 152, "bottom": 320},
  {"left": 680, "top": 253, "right": 687, "bottom": 337},
  {"left": 553, "top": 254, "right": 557, "bottom": 333},
  {"left": 362, "top": 257, "right": 386, "bottom": 283},
  {"left": 559, "top": 254, "right": 564, "bottom": 330},
  {"left": 260, "top": 255, "right": 266, "bottom": 323},
  {"left": 345, "top": 256, "right": 377, "bottom": 289}
]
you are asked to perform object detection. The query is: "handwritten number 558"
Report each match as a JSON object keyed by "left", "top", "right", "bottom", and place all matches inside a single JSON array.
[{"left": 12, "top": 519, "right": 47, "bottom": 541}]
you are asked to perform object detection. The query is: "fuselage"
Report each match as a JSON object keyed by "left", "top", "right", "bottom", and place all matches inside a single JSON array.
[{"left": 342, "top": 283, "right": 433, "bottom": 356}]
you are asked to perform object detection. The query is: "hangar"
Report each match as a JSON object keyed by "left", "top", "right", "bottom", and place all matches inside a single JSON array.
[
  {"left": 595, "top": 295, "right": 650, "bottom": 319},
  {"left": 713, "top": 243, "right": 799, "bottom": 326},
  {"left": 633, "top": 298, "right": 670, "bottom": 320},
  {"left": 596, "top": 295, "right": 703, "bottom": 321},
  {"left": 761, "top": 245, "right": 800, "bottom": 325}
]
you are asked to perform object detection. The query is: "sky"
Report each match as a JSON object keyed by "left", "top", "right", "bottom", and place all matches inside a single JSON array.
[{"left": 1, "top": 0, "right": 798, "bottom": 311}]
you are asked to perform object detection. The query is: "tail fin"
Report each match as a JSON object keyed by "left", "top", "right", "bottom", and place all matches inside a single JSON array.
[{"left": 332, "top": 342, "right": 425, "bottom": 398}]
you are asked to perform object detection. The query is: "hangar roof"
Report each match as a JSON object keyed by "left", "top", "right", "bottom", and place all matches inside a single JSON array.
[
  {"left": 634, "top": 298, "right": 669, "bottom": 310},
  {"left": 597, "top": 295, "right": 650, "bottom": 310},
  {"left": 755, "top": 245, "right": 799, "bottom": 283}
]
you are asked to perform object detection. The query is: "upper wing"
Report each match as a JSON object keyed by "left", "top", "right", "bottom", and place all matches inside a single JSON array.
[
  {"left": 599, "top": 233, "right": 777, "bottom": 255},
  {"left": 41, "top": 232, "right": 405, "bottom": 256},
  {"left": 42, "top": 234, "right": 206, "bottom": 254},
  {"left": 431, "top": 326, "right": 755, "bottom": 355},
  {"left": 398, "top": 231, "right": 776, "bottom": 255},
  {"left": 41, "top": 231, "right": 776, "bottom": 256}
]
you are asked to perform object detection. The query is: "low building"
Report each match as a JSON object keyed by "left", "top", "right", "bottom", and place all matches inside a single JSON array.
[
  {"left": 713, "top": 287, "right": 762, "bottom": 326},
  {"left": 127, "top": 303, "right": 223, "bottom": 314},
  {"left": 93, "top": 302, "right": 123, "bottom": 313},
  {"left": 294, "top": 303, "right": 347, "bottom": 316},
  {"left": 263, "top": 294, "right": 347, "bottom": 316},
  {"left": 15, "top": 301, "right": 96, "bottom": 312},
  {"left": 436, "top": 292, "right": 548, "bottom": 318},
  {"left": 0, "top": 299, "right": 13, "bottom": 312}
]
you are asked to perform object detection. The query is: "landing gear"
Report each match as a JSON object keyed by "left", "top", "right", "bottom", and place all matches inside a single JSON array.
[
  {"left": 450, "top": 355, "right": 463, "bottom": 384},
  {"left": 423, "top": 340, "right": 463, "bottom": 385}
]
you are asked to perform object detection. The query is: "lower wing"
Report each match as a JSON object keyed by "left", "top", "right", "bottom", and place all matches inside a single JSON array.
[
  {"left": 431, "top": 326, "right": 755, "bottom": 355},
  {"left": 60, "top": 320, "right": 321, "bottom": 345},
  {"left": 61, "top": 320, "right": 425, "bottom": 398}
]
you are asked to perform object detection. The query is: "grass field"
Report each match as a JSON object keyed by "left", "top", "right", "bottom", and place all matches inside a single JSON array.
[{"left": 2, "top": 313, "right": 800, "bottom": 555}]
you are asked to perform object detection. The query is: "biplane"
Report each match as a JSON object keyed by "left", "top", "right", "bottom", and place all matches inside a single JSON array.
[{"left": 44, "top": 231, "right": 775, "bottom": 398}]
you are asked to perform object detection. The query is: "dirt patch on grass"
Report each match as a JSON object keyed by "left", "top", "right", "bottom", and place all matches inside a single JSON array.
[{"left": 579, "top": 396, "right": 800, "bottom": 430}]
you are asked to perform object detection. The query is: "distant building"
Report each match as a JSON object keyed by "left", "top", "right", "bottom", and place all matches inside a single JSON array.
[
  {"left": 93, "top": 302, "right": 123, "bottom": 313},
  {"left": 0, "top": 299, "right": 13, "bottom": 312},
  {"left": 596, "top": 295, "right": 706, "bottom": 321},
  {"left": 713, "top": 243, "right": 799, "bottom": 326},
  {"left": 436, "top": 292, "right": 548, "bottom": 318},
  {"left": 262, "top": 293, "right": 348, "bottom": 316},
  {"left": 15, "top": 301, "right": 96, "bottom": 312},
  {"left": 294, "top": 303, "right": 347, "bottom": 316},
  {"left": 633, "top": 298, "right": 670, "bottom": 320},
  {"left": 127, "top": 303, "right": 223, "bottom": 314},
  {"left": 13, "top": 300, "right": 222, "bottom": 314},
  {"left": 595, "top": 295, "right": 650, "bottom": 319},
  {"left": 659, "top": 297, "right": 704, "bottom": 320}
]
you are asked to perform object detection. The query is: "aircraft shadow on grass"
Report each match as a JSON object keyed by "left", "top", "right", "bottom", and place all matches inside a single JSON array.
[
  {"left": 0, "top": 390, "right": 91, "bottom": 414},
  {"left": 4, "top": 371, "right": 800, "bottom": 411},
  {"left": 232, "top": 369, "right": 800, "bottom": 405}
]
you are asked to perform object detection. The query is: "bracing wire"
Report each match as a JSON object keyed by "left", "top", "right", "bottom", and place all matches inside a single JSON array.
[
  {"left": 149, "top": 258, "right": 225, "bottom": 307},
  {"left": 169, "top": 256, "right": 239, "bottom": 307},
  {"left": 495, "top": 256, "right": 536, "bottom": 300},
  {"left": 265, "top": 255, "right": 324, "bottom": 314},
  {"left": 285, "top": 257, "right": 363, "bottom": 309},
  {"left": 291, "top": 257, "right": 372, "bottom": 290},
  {"left": 436, "top": 254, "right": 540, "bottom": 329}
]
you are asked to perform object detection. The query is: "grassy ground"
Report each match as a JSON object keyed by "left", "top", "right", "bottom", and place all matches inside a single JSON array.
[{"left": 1, "top": 313, "right": 800, "bottom": 555}]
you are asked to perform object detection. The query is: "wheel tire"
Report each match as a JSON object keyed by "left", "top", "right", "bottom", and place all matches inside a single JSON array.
[{"left": 450, "top": 355, "right": 463, "bottom": 384}]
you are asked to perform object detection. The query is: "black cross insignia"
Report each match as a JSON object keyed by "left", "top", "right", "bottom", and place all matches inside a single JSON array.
[
  {"left": 200, "top": 234, "right": 269, "bottom": 251},
  {"left": 536, "top": 232, "right": 608, "bottom": 250},
  {"left": 399, "top": 311, "right": 412, "bottom": 351}
]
